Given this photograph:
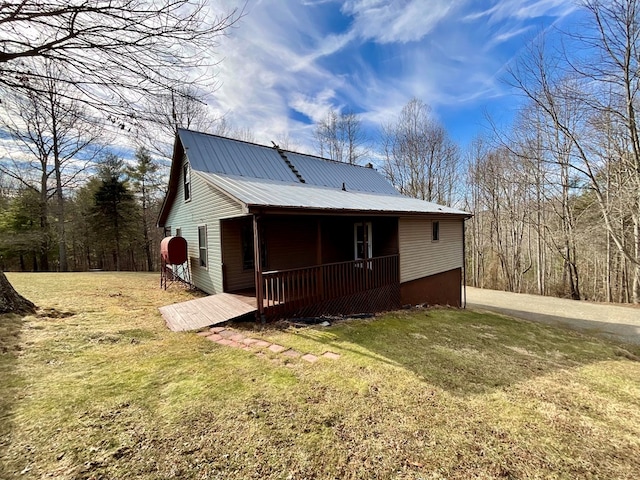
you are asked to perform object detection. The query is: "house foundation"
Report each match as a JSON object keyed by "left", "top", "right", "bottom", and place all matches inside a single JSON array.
[{"left": 400, "top": 267, "right": 462, "bottom": 307}]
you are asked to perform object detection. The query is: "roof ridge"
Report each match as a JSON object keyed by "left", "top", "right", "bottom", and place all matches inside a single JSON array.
[
  {"left": 177, "top": 127, "right": 279, "bottom": 152},
  {"left": 177, "top": 127, "right": 373, "bottom": 169},
  {"left": 283, "top": 149, "right": 375, "bottom": 169}
]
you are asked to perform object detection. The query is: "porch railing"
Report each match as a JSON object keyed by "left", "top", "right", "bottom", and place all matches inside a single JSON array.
[{"left": 261, "top": 254, "right": 399, "bottom": 317}]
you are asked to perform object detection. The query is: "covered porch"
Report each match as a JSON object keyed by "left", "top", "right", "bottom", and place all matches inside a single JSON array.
[{"left": 220, "top": 213, "right": 401, "bottom": 321}]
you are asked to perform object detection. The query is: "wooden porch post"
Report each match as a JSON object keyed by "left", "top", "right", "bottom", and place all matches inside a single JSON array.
[
  {"left": 317, "top": 218, "right": 324, "bottom": 300},
  {"left": 253, "top": 213, "right": 265, "bottom": 323},
  {"left": 363, "top": 220, "right": 369, "bottom": 290}
]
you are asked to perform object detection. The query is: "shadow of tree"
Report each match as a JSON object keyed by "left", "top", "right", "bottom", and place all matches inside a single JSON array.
[{"left": 295, "top": 308, "right": 627, "bottom": 396}]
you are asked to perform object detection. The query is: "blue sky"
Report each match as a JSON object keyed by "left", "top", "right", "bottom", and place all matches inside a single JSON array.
[{"left": 207, "top": 0, "right": 580, "bottom": 154}]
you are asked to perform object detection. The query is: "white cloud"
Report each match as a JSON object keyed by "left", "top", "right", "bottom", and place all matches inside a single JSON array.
[
  {"left": 464, "top": 0, "right": 576, "bottom": 23},
  {"left": 342, "top": 0, "right": 460, "bottom": 43},
  {"left": 0, "top": 0, "right": 585, "bottom": 171},
  {"left": 487, "top": 25, "right": 534, "bottom": 47},
  {"left": 197, "top": 0, "right": 581, "bottom": 150},
  {"left": 289, "top": 89, "right": 339, "bottom": 123}
]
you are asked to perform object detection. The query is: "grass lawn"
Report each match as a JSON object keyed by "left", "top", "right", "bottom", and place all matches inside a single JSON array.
[{"left": 1, "top": 272, "right": 640, "bottom": 479}]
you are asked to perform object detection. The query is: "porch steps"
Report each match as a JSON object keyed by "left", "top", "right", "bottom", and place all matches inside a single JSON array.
[{"left": 159, "top": 293, "right": 257, "bottom": 332}]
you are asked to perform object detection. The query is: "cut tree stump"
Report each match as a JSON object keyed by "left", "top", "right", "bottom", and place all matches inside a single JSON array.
[{"left": 0, "top": 271, "right": 36, "bottom": 315}]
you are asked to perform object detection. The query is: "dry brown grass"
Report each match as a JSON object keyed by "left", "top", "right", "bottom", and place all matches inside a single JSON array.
[{"left": 1, "top": 272, "right": 639, "bottom": 479}]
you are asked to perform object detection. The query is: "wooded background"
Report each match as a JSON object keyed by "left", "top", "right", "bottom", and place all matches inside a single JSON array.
[{"left": 1, "top": 0, "right": 638, "bottom": 304}]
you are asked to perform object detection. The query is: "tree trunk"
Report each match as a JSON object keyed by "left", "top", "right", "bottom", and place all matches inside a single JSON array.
[
  {"left": 0, "top": 271, "right": 36, "bottom": 314},
  {"left": 141, "top": 182, "right": 153, "bottom": 272},
  {"left": 633, "top": 216, "right": 640, "bottom": 304}
]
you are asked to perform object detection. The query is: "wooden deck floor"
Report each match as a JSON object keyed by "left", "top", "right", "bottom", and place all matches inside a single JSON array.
[{"left": 159, "top": 293, "right": 257, "bottom": 332}]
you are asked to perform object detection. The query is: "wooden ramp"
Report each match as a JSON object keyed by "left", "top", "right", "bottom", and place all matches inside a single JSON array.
[{"left": 159, "top": 293, "right": 257, "bottom": 332}]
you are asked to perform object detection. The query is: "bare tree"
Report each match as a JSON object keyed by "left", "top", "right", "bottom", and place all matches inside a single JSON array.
[
  {"left": 314, "top": 108, "right": 368, "bottom": 164},
  {"left": 0, "top": 59, "right": 103, "bottom": 271},
  {"left": 464, "top": 136, "right": 490, "bottom": 288},
  {"left": 510, "top": 94, "right": 583, "bottom": 299},
  {"left": 507, "top": 1, "right": 640, "bottom": 302},
  {"left": 0, "top": 1, "right": 240, "bottom": 118},
  {"left": 141, "top": 85, "right": 220, "bottom": 158},
  {"left": 381, "top": 98, "right": 460, "bottom": 205},
  {"left": 472, "top": 147, "right": 531, "bottom": 292}
]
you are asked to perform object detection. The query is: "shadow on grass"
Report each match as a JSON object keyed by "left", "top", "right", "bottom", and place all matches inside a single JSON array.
[
  {"left": 0, "top": 313, "right": 25, "bottom": 473},
  {"left": 295, "top": 308, "right": 631, "bottom": 396}
]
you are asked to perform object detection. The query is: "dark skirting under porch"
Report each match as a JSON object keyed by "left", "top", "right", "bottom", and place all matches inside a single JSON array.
[{"left": 400, "top": 268, "right": 462, "bottom": 307}]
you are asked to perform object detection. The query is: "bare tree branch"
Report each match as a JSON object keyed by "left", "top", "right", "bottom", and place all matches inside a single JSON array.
[{"left": 0, "top": 1, "right": 241, "bottom": 117}]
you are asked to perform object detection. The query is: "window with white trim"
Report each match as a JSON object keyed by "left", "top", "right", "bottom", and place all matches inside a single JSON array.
[
  {"left": 432, "top": 221, "right": 440, "bottom": 242},
  {"left": 198, "top": 225, "right": 207, "bottom": 268}
]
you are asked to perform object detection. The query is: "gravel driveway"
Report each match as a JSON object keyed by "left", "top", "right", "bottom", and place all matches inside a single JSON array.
[{"left": 466, "top": 287, "right": 640, "bottom": 345}]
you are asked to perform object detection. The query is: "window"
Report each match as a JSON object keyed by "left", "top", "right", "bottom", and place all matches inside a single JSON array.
[
  {"left": 432, "top": 221, "right": 440, "bottom": 242},
  {"left": 354, "top": 222, "right": 372, "bottom": 260},
  {"left": 198, "top": 225, "right": 207, "bottom": 268},
  {"left": 241, "top": 223, "right": 267, "bottom": 271},
  {"left": 163, "top": 226, "right": 171, "bottom": 237},
  {"left": 183, "top": 163, "right": 191, "bottom": 201}
]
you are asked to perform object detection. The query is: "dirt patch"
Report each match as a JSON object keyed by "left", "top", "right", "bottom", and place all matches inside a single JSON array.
[
  {"left": 0, "top": 314, "right": 23, "bottom": 354},
  {"left": 36, "top": 308, "right": 75, "bottom": 319},
  {"left": 615, "top": 347, "right": 640, "bottom": 362}
]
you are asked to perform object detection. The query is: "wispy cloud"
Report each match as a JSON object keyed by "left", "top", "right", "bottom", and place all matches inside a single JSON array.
[
  {"left": 202, "top": 0, "right": 581, "bottom": 150},
  {"left": 464, "top": 0, "right": 576, "bottom": 23},
  {"left": 342, "top": 0, "right": 459, "bottom": 44},
  {"left": 289, "top": 89, "right": 338, "bottom": 123}
]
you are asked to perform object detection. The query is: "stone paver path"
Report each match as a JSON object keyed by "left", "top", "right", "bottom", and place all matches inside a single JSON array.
[
  {"left": 200, "top": 326, "right": 341, "bottom": 362},
  {"left": 301, "top": 354, "right": 319, "bottom": 363}
]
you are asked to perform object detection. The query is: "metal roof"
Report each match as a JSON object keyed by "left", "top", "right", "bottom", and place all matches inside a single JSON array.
[
  {"left": 196, "top": 172, "right": 469, "bottom": 216},
  {"left": 178, "top": 129, "right": 299, "bottom": 182},
  {"left": 284, "top": 151, "right": 399, "bottom": 195},
  {"left": 177, "top": 128, "right": 400, "bottom": 195}
]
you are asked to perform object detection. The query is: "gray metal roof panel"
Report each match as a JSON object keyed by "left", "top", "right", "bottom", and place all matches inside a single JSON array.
[
  {"left": 197, "top": 172, "right": 469, "bottom": 215},
  {"left": 178, "top": 129, "right": 299, "bottom": 182},
  {"left": 284, "top": 152, "right": 400, "bottom": 195},
  {"left": 178, "top": 129, "right": 401, "bottom": 195}
]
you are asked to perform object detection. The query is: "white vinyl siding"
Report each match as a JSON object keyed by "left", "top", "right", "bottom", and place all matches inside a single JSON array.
[
  {"left": 399, "top": 217, "right": 463, "bottom": 283},
  {"left": 164, "top": 155, "right": 244, "bottom": 294}
]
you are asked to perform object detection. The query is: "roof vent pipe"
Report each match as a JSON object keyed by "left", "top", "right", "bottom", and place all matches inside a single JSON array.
[{"left": 342, "top": 182, "right": 346, "bottom": 191}]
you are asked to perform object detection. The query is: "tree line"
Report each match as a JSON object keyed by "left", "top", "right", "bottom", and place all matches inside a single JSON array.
[
  {"left": 464, "top": 0, "right": 640, "bottom": 304},
  {"left": 309, "top": 0, "right": 640, "bottom": 304},
  {"left": 0, "top": 0, "right": 238, "bottom": 273},
  {"left": 1, "top": 0, "right": 638, "bottom": 305}
]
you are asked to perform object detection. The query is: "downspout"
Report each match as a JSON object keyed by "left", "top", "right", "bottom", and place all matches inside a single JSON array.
[{"left": 462, "top": 218, "right": 467, "bottom": 309}]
